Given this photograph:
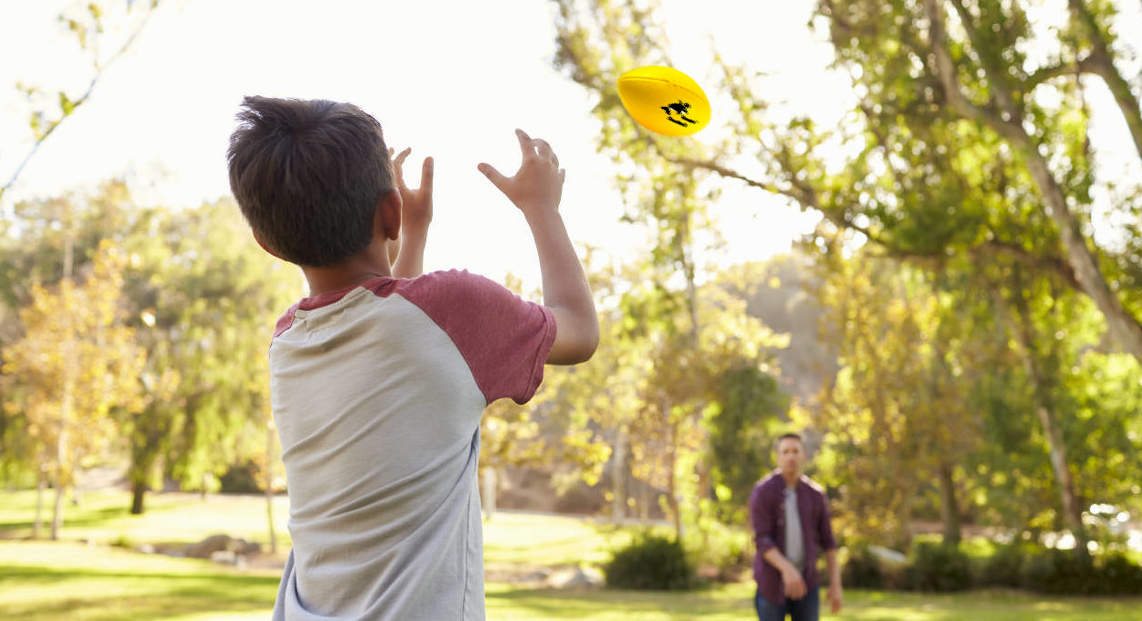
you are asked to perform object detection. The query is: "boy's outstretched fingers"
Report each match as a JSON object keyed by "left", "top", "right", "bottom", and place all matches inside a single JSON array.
[{"left": 477, "top": 163, "right": 508, "bottom": 194}]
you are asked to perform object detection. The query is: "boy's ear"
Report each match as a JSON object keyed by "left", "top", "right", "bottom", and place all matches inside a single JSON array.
[{"left": 376, "top": 188, "right": 402, "bottom": 242}]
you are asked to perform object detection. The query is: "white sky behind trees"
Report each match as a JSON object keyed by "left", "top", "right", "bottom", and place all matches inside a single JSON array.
[{"left": 0, "top": 0, "right": 1137, "bottom": 291}]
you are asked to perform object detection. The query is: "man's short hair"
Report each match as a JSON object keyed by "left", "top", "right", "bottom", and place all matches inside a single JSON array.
[
  {"left": 775, "top": 432, "right": 805, "bottom": 451},
  {"left": 227, "top": 96, "right": 395, "bottom": 267}
]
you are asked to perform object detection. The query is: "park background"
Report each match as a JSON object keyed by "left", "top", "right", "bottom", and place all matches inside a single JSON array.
[{"left": 2, "top": 0, "right": 1142, "bottom": 619}]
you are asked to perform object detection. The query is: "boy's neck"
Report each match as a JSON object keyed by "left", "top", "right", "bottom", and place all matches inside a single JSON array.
[{"left": 302, "top": 247, "right": 392, "bottom": 296}]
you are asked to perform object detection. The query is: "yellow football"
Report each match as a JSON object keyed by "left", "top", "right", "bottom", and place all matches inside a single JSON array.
[{"left": 617, "top": 66, "right": 711, "bottom": 137}]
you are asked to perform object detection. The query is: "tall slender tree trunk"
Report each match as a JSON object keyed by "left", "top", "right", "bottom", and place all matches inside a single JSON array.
[
  {"left": 612, "top": 425, "right": 628, "bottom": 523},
  {"left": 52, "top": 223, "right": 76, "bottom": 542},
  {"left": 51, "top": 428, "right": 67, "bottom": 541},
  {"left": 482, "top": 466, "right": 498, "bottom": 520},
  {"left": 937, "top": 461, "right": 962, "bottom": 546},
  {"left": 1010, "top": 292, "right": 1088, "bottom": 558},
  {"left": 32, "top": 466, "right": 46, "bottom": 540},
  {"left": 663, "top": 394, "right": 683, "bottom": 539}
]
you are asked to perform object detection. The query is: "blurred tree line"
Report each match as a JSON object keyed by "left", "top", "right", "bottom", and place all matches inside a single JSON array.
[
  {"left": 2, "top": 0, "right": 1140, "bottom": 574},
  {"left": 548, "top": 0, "right": 1142, "bottom": 563}
]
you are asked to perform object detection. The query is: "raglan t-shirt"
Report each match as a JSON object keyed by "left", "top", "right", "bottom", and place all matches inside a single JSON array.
[{"left": 268, "top": 269, "right": 556, "bottom": 621}]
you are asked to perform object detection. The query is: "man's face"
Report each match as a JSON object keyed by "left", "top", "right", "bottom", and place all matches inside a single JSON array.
[{"left": 776, "top": 437, "right": 806, "bottom": 476}]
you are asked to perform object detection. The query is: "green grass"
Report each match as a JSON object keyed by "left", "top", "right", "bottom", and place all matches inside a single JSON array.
[
  {"left": 2, "top": 490, "right": 1141, "bottom": 620},
  {"left": 0, "top": 489, "right": 295, "bottom": 549}
]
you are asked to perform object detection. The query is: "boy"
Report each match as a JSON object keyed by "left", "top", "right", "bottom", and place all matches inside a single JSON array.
[{"left": 227, "top": 96, "right": 599, "bottom": 621}]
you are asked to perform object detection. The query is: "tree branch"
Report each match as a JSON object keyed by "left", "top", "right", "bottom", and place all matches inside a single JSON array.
[
  {"left": 946, "top": 0, "right": 1018, "bottom": 115},
  {"left": 0, "top": 2, "right": 162, "bottom": 209},
  {"left": 924, "top": 0, "right": 1031, "bottom": 148},
  {"left": 1067, "top": 0, "right": 1142, "bottom": 162}
]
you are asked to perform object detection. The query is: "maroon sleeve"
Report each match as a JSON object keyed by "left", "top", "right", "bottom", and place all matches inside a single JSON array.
[
  {"left": 750, "top": 482, "right": 778, "bottom": 555},
  {"left": 397, "top": 270, "right": 556, "bottom": 405},
  {"left": 818, "top": 490, "right": 838, "bottom": 551}
]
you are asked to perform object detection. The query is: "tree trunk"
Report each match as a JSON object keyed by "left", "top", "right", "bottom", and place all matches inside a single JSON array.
[
  {"left": 265, "top": 423, "right": 278, "bottom": 555},
  {"left": 33, "top": 467, "right": 46, "bottom": 540},
  {"left": 611, "top": 425, "right": 628, "bottom": 523},
  {"left": 131, "top": 480, "right": 147, "bottom": 515},
  {"left": 662, "top": 394, "right": 683, "bottom": 539},
  {"left": 1012, "top": 293, "right": 1089, "bottom": 558},
  {"left": 51, "top": 400, "right": 70, "bottom": 541},
  {"left": 937, "top": 461, "right": 962, "bottom": 546},
  {"left": 925, "top": 0, "right": 1142, "bottom": 365},
  {"left": 482, "top": 466, "right": 497, "bottom": 521},
  {"left": 51, "top": 470, "right": 65, "bottom": 541},
  {"left": 1021, "top": 153, "right": 1142, "bottom": 364}
]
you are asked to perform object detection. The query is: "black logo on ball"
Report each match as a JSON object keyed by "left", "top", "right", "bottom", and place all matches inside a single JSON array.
[{"left": 661, "top": 100, "right": 697, "bottom": 127}]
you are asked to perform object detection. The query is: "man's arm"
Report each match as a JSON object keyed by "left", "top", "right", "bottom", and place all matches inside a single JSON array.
[
  {"left": 820, "top": 493, "right": 843, "bottom": 613},
  {"left": 825, "top": 547, "right": 842, "bottom": 613},
  {"left": 478, "top": 129, "right": 598, "bottom": 364}
]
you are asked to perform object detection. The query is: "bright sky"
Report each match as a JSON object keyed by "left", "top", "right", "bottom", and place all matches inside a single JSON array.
[
  {"left": 0, "top": 0, "right": 840, "bottom": 292},
  {"left": 2, "top": 0, "right": 1136, "bottom": 291}
]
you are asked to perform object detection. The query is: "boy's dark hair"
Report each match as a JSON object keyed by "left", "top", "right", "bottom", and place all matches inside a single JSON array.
[{"left": 227, "top": 96, "right": 394, "bottom": 267}]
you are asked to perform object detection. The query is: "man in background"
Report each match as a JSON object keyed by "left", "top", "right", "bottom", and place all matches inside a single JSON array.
[{"left": 749, "top": 433, "right": 842, "bottom": 621}]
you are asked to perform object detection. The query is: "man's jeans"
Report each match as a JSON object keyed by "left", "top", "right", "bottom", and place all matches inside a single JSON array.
[{"left": 755, "top": 588, "right": 820, "bottom": 621}]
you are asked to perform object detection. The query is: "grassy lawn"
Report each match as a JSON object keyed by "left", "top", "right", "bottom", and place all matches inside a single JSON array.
[{"left": 2, "top": 490, "right": 1140, "bottom": 620}]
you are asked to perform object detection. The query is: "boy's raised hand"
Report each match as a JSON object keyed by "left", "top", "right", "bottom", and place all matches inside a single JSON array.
[
  {"left": 389, "top": 147, "right": 432, "bottom": 278},
  {"left": 390, "top": 147, "right": 434, "bottom": 231},
  {"left": 478, "top": 129, "right": 566, "bottom": 217}
]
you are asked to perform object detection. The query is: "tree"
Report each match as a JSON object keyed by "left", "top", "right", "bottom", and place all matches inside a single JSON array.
[
  {"left": 2, "top": 1, "right": 170, "bottom": 209},
  {"left": 120, "top": 197, "right": 301, "bottom": 513},
  {"left": 802, "top": 251, "right": 983, "bottom": 548},
  {"left": 2, "top": 240, "right": 145, "bottom": 539},
  {"left": 550, "top": 0, "right": 1142, "bottom": 552},
  {"left": 552, "top": 0, "right": 1142, "bottom": 359}
]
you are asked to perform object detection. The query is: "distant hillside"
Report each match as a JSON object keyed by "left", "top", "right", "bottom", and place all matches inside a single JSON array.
[{"left": 721, "top": 253, "right": 840, "bottom": 408}]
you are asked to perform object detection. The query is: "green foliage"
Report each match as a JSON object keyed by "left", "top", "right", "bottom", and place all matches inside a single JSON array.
[
  {"left": 840, "top": 543, "right": 887, "bottom": 590},
  {"left": 902, "top": 541, "right": 973, "bottom": 592},
  {"left": 604, "top": 533, "right": 697, "bottom": 591},
  {"left": 680, "top": 505, "right": 752, "bottom": 580},
  {"left": 1022, "top": 548, "right": 1142, "bottom": 596},
  {"left": 218, "top": 460, "right": 264, "bottom": 495},
  {"left": 707, "top": 365, "right": 786, "bottom": 524},
  {"left": 976, "top": 542, "right": 1033, "bottom": 589}
]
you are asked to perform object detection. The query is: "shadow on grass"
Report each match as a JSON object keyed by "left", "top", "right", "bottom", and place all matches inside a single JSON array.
[
  {"left": 0, "top": 593, "right": 271, "bottom": 621},
  {"left": 486, "top": 585, "right": 754, "bottom": 620},
  {"left": 0, "top": 568, "right": 279, "bottom": 621},
  {"left": 0, "top": 565, "right": 281, "bottom": 587},
  {"left": 0, "top": 504, "right": 146, "bottom": 539}
]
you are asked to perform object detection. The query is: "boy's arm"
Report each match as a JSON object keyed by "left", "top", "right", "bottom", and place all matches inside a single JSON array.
[
  {"left": 390, "top": 147, "right": 433, "bottom": 278},
  {"left": 479, "top": 129, "right": 599, "bottom": 364}
]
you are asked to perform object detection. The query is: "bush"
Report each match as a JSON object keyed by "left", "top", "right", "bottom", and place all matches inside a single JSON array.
[
  {"left": 841, "top": 544, "right": 885, "bottom": 589},
  {"left": 219, "top": 461, "right": 263, "bottom": 494},
  {"left": 903, "top": 541, "right": 972, "bottom": 592},
  {"left": 1097, "top": 551, "right": 1142, "bottom": 596},
  {"left": 604, "top": 533, "right": 697, "bottom": 591},
  {"left": 1022, "top": 548, "right": 1142, "bottom": 596},
  {"left": 681, "top": 513, "right": 752, "bottom": 581},
  {"left": 976, "top": 542, "right": 1030, "bottom": 589}
]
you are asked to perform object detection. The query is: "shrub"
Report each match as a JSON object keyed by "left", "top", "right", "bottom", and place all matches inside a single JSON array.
[
  {"left": 976, "top": 542, "right": 1030, "bottom": 589},
  {"left": 604, "top": 533, "right": 697, "bottom": 591},
  {"left": 903, "top": 541, "right": 972, "bottom": 592},
  {"left": 219, "top": 460, "right": 263, "bottom": 494},
  {"left": 681, "top": 512, "right": 752, "bottom": 581},
  {"left": 1097, "top": 551, "right": 1142, "bottom": 596},
  {"left": 1022, "top": 548, "right": 1142, "bottom": 596},
  {"left": 841, "top": 543, "right": 885, "bottom": 589}
]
